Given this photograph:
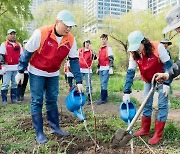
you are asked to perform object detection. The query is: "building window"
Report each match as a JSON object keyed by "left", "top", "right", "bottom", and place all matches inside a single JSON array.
[
  {"left": 112, "top": 12, "right": 120, "bottom": 15},
  {"left": 104, "top": 3, "right": 110, "bottom": 6},
  {"left": 98, "top": 15, "right": 103, "bottom": 19},
  {"left": 104, "top": 7, "right": 110, "bottom": 10},
  {"left": 104, "top": 11, "right": 110, "bottom": 14},
  {"left": 112, "top": 0, "right": 120, "bottom": 3}
]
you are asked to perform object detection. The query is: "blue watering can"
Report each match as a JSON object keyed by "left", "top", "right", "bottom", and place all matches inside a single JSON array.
[
  {"left": 120, "top": 101, "right": 136, "bottom": 124},
  {"left": 65, "top": 86, "right": 86, "bottom": 121}
]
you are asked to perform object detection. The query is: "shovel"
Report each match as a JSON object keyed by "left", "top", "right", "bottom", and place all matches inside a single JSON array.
[{"left": 110, "top": 74, "right": 157, "bottom": 147}]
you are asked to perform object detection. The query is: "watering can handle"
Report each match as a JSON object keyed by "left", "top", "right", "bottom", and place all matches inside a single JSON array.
[{"left": 126, "top": 74, "right": 157, "bottom": 132}]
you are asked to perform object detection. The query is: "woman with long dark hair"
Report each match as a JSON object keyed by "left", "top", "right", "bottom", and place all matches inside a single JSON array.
[{"left": 123, "top": 30, "right": 172, "bottom": 145}]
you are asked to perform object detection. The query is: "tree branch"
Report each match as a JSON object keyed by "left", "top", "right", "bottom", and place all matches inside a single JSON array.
[
  {"left": 109, "top": 34, "right": 127, "bottom": 51},
  {"left": 169, "top": 32, "right": 179, "bottom": 40},
  {"left": 0, "top": 10, "right": 8, "bottom": 17}
]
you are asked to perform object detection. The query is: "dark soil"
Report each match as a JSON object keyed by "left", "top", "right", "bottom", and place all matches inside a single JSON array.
[
  {"left": 14, "top": 110, "right": 171, "bottom": 154},
  {"left": 4, "top": 87, "right": 179, "bottom": 154}
]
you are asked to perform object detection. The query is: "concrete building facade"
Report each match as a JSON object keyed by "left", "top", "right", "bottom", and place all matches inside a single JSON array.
[
  {"left": 83, "top": 0, "right": 132, "bottom": 33},
  {"left": 148, "top": 0, "right": 180, "bottom": 14}
]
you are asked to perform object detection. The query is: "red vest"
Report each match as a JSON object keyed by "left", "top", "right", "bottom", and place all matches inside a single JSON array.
[
  {"left": 30, "top": 25, "right": 74, "bottom": 73},
  {"left": 134, "top": 41, "right": 163, "bottom": 82},
  {"left": 79, "top": 48, "right": 93, "bottom": 68},
  {"left": 98, "top": 46, "right": 109, "bottom": 66},
  {"left": 4, "top": 41, "right": 21, "bottom": 65}
]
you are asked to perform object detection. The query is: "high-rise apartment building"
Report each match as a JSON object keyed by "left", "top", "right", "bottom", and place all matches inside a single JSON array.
[
  {"left": 30, "top": 0, "right": 82, "bottom": 12},
  {"left": 28, "top": 0, "right": 83, "bottom": 33},
  {"left": 83, "top": 0, "right": 132, "bottom": 33},
  {"left": 148, "top": 0, "right": 180, "bottom": 14}
]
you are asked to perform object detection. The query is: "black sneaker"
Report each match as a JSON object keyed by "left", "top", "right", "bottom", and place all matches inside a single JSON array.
[{"left": 96, "top": 100, "right": 107, "bottom": 105}]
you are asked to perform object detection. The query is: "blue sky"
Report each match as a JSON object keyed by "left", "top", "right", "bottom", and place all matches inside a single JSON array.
[{"left": 132, "top": 0, "right": 148, "bottom": 11}]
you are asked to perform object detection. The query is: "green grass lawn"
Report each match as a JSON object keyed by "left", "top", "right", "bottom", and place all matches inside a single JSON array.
[{"left": 0, "top": 72, "right": 180, "bottom": 153}]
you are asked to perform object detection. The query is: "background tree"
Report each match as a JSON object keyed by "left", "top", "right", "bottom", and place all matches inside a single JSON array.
[
  {"left": 0, "top": 0, "right": 32, "bottom": 43},
  {"left": 32, "top": 4, "right": 180, "bottom": 71},
  {"left": 33, "top": 2, "right": 89, "bottom": 48},
  {"left": 100, "top": 10, "right": 179, "bottom": 70}
]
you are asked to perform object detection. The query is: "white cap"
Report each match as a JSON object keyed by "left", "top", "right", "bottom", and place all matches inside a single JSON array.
[
  {"left": 7, "top": 29, "right": 16, "bottom": 34},
  {"left": 56, "top": 10, "right": 76, "bottom": 26}
]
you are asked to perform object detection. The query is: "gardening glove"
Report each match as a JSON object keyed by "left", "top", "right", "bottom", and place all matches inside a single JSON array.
[
  {"left": 163, "top": 84, "right": 170, "bottom": 97},
  {"left": 15, "top": 72, "right": 24, "bottom": 85},
  {"left": 1, "top": 65, "right": 7, "bottom": 74},
  {"left": 109, "top": 68, "right": 113, "bottom": 75},
  {"left": 155, "top": 73, "right": 169, "bottom": 83},
  {"left": 77, "top": 84, "right": 84, "bottom": 93},
  {"left": 123, "top": 94, "right": 130, "bottom": 103}
]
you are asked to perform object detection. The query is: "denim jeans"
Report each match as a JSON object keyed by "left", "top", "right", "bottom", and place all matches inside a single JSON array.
[
  {"left": 81, "top": 72, "right": 92, "bottom": 94},
  {"left": 143, "top": 82, "right": 168, "bottom": 121},
  {"left": 29, "top": 73, "right": 59, "bottom": 114},
  {"left": 99, "top": 70, "right": 109, "bottom": 90},
  {"left": 67, "top": 77, "right": 74, "bottom": 87},
  {"left": 1, "top": 71, "right": 17, "bottom": 90}
]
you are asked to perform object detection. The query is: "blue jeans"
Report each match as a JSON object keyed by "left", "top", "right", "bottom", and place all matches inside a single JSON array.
[
  {"left": 29, "top": 73, "right": 59, "bottom": 114},
  {"left": 1, "top": 71, "right": 17, "bottom": 90},
  {"left": 99, "top": 70, "right": 109, "bottom": 90},
  {"left": 67, "top": 77, "right": 74, "bottom": 87},
  {"left": 81, "top": 73, "right": 92, "bottom": 94},
  {"left": 143, "top": 82, "right": 168, "bottom": 122}
]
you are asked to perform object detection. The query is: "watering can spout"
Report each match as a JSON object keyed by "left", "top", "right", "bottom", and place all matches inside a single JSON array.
[
  {"left": 73, "top": 106, "right": 85, "bottom": 121},
  {"left": 73, "top": 110, "right": 86, "bottom": 121}
]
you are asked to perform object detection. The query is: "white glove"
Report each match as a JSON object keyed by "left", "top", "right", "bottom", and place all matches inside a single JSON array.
[
  {"left": 163, "top": 84, "right": 170, "bottom": 97},
  {"left": 15, "top": 73, "right": 24, "bottom": 85},
  {"left": 155, "top": 73, "right": 169, "bottom": 83},
  {"left": 109, "top": 68, "right": 113, "bottom": 75},
  {"left": 1, "top": 66, "right": 7, "bottom": 74},
  {"left": 123, "top": 94, "right": 130, "bottom": 103},
  {"left": 77, "top": 84, "right": 84, "bottom": 93}
]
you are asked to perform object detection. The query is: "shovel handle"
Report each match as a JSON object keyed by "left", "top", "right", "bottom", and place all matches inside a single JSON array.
[{"left": 126, "top": 74, "right": 157, "bottom": 132}]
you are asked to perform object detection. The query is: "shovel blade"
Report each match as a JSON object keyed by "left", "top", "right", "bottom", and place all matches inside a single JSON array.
[{"left": 110, "top": 128, "right": 132, "bottom": 148}]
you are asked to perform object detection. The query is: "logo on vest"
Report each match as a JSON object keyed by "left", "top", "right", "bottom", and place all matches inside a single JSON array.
[
  {"left": 147, "top": 57, "right": 155, "bottom": 61},
  {"left": 47, "top": 41, "right": 53, "bottom": 47}
]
